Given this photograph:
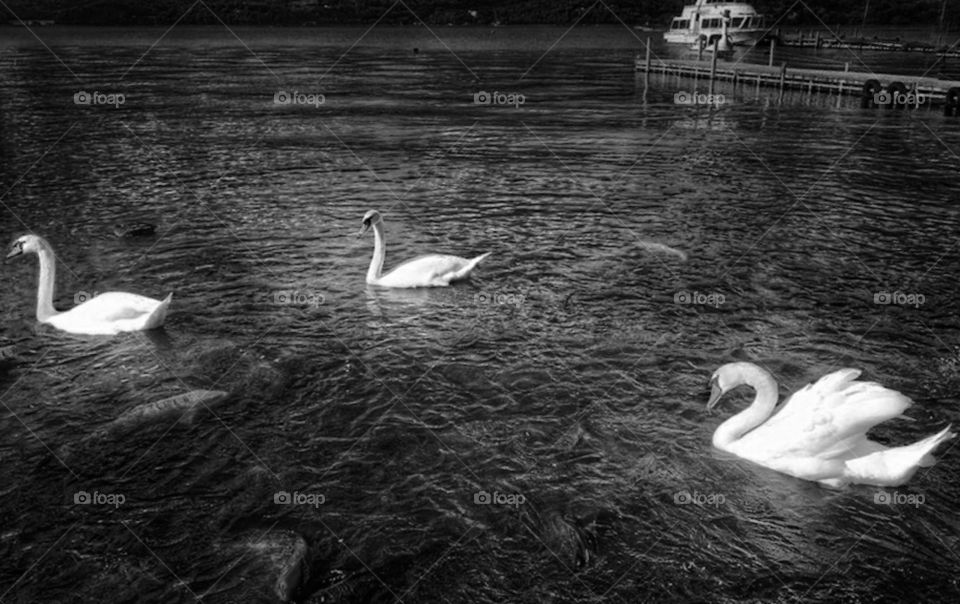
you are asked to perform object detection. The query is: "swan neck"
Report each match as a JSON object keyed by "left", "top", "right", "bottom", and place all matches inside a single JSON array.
[
  {"left": 367, "top": 222, "right": 385, "bottom": 282},
  {"left": 34, "top": 243, "right": 58, "bottom": 321},
  {"left": 713, "top": 370, "right": 779, "bottom": 449}
]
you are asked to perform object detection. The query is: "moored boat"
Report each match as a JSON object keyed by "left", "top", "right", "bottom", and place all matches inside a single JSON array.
[{"left": 664, "top": 0, "right": 766, "bottom": 46}]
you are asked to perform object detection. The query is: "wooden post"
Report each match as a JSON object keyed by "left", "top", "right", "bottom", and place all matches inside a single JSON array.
[
  {"left": 844, "top": 62, "right": 849, "bottom": 72},
  {"left": 838, "top": 80, "right": 844, "bottom": 109},
  {"left": 709, "top": 37, "right": 719, "bottom": 97},
  {"left": 938, "top": 0, "right": 947, "bottom": 47},
  {"left": 769, "top": 38, "right": 775, "bottom": 66},
  {"left": 645, "top": 37, "right": 651, "bottom": 72},
  {"left": 815, "top": 31, "right": 821, "bottom": 48},
  {"left": 779, "top": 62, "right": 787, "bottom": 102}
]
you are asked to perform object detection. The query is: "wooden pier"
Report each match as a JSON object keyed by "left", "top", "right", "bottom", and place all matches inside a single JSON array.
[
  {"left": 635, "top": 51, "right": 960, "bottom": 113},
  {"left": 774, "top": 29, "right": 960, "bottom": 57}
]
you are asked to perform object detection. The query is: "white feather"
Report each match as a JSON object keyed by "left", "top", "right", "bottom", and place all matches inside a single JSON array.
[
  {"left": 8, "top": 234, "right": 171, "bottom": 335},
  {"left": 358, "top": 210, "right": 490, "bottom": 288},
  {"left": 709, "top": 362, "right": 954, "bottom": 487}
]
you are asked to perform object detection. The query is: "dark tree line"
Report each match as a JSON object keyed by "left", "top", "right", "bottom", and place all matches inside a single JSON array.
[{"left": 0, "top": 1, "right": 955, "bottom": 28}]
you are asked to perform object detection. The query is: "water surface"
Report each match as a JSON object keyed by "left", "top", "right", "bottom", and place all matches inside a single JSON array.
[{"left": 1, "top": 25, "right": 959, "bottom": 603}]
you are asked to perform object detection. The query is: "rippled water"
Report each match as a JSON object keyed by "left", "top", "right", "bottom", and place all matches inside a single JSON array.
[{"left": 1, "top": 26, "right": 960, "bottom": 603}]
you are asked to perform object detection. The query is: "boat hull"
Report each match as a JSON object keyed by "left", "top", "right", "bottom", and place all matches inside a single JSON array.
[{"left": 664, "top": 30, "right": 766, "bottom": 46}]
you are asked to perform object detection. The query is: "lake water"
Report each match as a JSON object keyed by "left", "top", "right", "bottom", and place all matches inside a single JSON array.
[{"left": 1, "top": 25, "right": 960, "bottom": 603}]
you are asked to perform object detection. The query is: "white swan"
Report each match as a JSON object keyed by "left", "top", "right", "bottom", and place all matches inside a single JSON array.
[
  {"left": 357, "top": 210, "right": 491, "bottom": 288},
  {"left": 707, "top": 362, "right": 954, "bottom": 487},
  {"left": 6, "top": 234, "right": 172, "bottom": 335}
]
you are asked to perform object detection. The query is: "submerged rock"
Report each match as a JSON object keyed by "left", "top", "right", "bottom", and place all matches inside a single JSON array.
[
  {"left": 95, "top": 389, "right": 230, "bottom": 437},
  {"left": 0, "top": 344, "right": 15, "bottom": 373},
  {"left": 636, "top": 240, "right": 688, "bottom": 261},
  {"left": 58, "top": 389, "right": 230, "bottom": 463},
  {"left": 113, "top": 222, "right": 157, "bottom": 238},
  {"left": 242, "top": 530, "right": 309, "bottom": 602}
]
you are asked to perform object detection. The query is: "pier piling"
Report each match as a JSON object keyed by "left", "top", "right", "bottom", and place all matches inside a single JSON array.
[{"left": 709, "top": 38, "right": 719, "bottom": 97}]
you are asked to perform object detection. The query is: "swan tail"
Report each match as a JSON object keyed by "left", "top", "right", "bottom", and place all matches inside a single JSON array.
[
  {"left": 915, "top": 425, "right": 955, "bottom": 466},
  {"left": 143, "top": 293, "right": 172, "bottom": 330},
  {"left": 449, "top": 252, "right": 491, "bottom": 281},
  {"left": 469, "top": 251, "right": 492, "bottom": 267},
  {"left": 843, "top": 425, "right": 954, "bottom": 486}
]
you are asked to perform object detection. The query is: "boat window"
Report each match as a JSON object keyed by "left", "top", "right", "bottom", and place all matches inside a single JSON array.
[
  {"left": 701, "top": 18, "right": 721, "bottom": 29},
  {"left": 671, "top": 18, "right": 690, "bottom": 30},
  {"left": 731, "top": 17, "right": 744, "bottom": 28}
]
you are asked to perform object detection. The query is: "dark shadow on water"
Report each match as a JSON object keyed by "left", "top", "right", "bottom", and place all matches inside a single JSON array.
[{"left": 139, "top": 327, "right": 175, "bottom": 350}]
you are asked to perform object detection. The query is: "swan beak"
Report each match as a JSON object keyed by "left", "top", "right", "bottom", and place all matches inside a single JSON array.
[
  {"left": 706, "top": 379, "right": 724, "bottom": 411},
  {"left": 4, "top": 247, "right": 22, "bottom": 260},
  {"left": 356, "top": 224, "right": 370, "bottom": 238}
]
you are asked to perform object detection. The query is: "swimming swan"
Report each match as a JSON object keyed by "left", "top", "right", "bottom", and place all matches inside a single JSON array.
[
  {"left": 6, "top": 234, "right": 172, "bottom": 335},
  {"left": 357, "top": 210, "right": 490, "bottom": 288},
  {"left": 707, "top": 362, "right": 954, "bottom": 487}
]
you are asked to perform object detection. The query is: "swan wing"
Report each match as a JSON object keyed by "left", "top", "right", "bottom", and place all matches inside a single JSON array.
[
  {"left": 47, "top": 292, "right": 172, "bottom": 334},
  {"left": 736, "top": 369, "right": 912, "bottom": 460},
  {"left": 817, "top": 434, "right": 887, "bottom": 460},
  {"left": 378, "top": 252, "right": 489, "bottom": 287},
  {"left": 71, "top": 292, "right": 166, "bottom": 321}
]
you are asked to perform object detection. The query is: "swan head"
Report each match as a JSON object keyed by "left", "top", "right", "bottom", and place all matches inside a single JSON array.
[
  {"left": 356, "top": 210, "right": 383, "bottom": 238},
  {"left": 707, "top": 362, "right": 760, "bottom": 410},
  {"left": 5, "top": 234, "right": 43, "bottom": 260}
]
